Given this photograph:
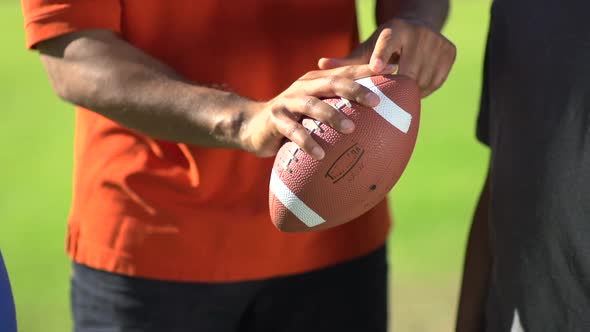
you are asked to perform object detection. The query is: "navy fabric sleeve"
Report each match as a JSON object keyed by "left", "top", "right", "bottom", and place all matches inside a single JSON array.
[{"left": 0, "top": 251, "right": 17, "bottom": 332}]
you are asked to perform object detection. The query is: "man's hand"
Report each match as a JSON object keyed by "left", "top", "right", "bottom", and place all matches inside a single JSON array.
[
  {"left": 240, "top": 64, "right": 395, "bottom": 160},
  {"left": 318, "top": 18, "right": 456, "bottom": 97}
]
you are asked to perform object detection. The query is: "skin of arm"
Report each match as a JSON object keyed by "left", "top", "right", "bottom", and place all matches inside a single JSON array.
[
  {"left": 37, "top": 29, "right": 393, "bottom": 160},
  {"left": 376, "top": 0, "right": 449, "bottom": 29},
  {"left": 38, "top": 30, "right": 256, "bottom": 149},
  {"left": 456, "top": 171, "right": 492, "bottom": 332}
]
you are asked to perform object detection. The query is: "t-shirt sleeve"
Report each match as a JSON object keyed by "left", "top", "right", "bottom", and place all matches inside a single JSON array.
[{"left": 22, "top": 0, "right": 122, "bottom": 49}]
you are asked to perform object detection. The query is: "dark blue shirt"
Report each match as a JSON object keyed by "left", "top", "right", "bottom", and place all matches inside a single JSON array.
[{"left": 0, "top": 251, "right": 16, "bottom": 332}]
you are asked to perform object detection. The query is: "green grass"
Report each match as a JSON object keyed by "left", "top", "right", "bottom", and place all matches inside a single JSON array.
[{"left": 0, "top": 1, "right": 491, "bottom": 331}]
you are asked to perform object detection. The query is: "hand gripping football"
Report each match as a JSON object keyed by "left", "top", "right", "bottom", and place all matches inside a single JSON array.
[{"left": 269, "top": 74, "right": 420, "bottom": 232}]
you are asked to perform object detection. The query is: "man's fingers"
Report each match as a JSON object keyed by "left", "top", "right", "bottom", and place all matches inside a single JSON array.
[
  {"left": 419, "top": 60, "right": 448, "bottom": 97},
  {"left": 408, "top": 36, "right": 456, "bottom": 97},
  {"left": 318, "top": 18, "right": 456, "bottom": 97},
  {"left": 292, "top": 75, "right": 382, "bottom": 108},
  {"left": 281, "top": 96, "right": 355, "bottom": 134},
  {"left": 317, "top": 57, "right": 363, "bottom": 70},
  {"left": 301, "top": 65, "right": 375, "bottom": 81},
  {"left": 302, "top": 64, "right": 396, "bottom": 82},
  {"left": 397, "top": 43, "right": 421, "bottom": 82},
  {"left": 415, "top": 58, "right": 436, "bottom": 96},
  {"left": 414, "top": 33, "right": 441, "bottom": 94},
  {"left": 270, "top": 106, "right": 325, "bottom": 160},
  {"left": 369, "top": 27, "right": 403, "bottom": 72},
  {"left": 425, "top": 52, "right": 456, "bottom": 97},
  {"left": 396, "top": 35, "right": 440, "bottom": 95}
]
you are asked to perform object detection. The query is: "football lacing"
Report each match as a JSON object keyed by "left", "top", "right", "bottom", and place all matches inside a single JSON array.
[
  {"left": 312, "top": 120, "right": 324, "bottom": 133},
  {"left": 333, "top": 98, "right": 352, "bottom": 110},
  {"left": 283, "top": 98, "right": 351, "bottom": 173}
]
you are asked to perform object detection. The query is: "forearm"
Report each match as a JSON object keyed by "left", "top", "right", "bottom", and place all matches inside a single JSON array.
[
  {"left": 376, "top": 0, "right": 449, "bottom": 30},
  {"left": 456, "top": 173, "right": 492, "bottom": 332},
  {"left": 38, "top": 30, "right": 257, "bottom": 148}
]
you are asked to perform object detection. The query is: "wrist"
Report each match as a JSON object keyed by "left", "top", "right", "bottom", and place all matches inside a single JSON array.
[
  {"left": 377, "top": 0, "right": 448, "bottom": 31},
  {"left": 209, "top": 96, "right": 262, "bottom": 151}
]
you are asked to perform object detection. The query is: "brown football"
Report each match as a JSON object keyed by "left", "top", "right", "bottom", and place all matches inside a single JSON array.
[{"left": 269, "top": 74, "right": 421, "bottom": 232}]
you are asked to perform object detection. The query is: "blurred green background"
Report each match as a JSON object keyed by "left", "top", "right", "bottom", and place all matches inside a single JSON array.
[{"left": 0, "top": 0, "right": 490, "bottom": 331}]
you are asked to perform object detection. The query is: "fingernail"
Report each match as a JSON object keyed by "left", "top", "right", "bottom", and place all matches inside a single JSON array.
[
  {"left": 312, "top": 146, "right": 325, "bottom": 160},
  {"left": 340, "top": 119, "right": 355, "bottom": 133},
  {"left": 366, "top": 93, "right": 380, "bottom": 107},
  {"left": 384, "top": 64, "right": 397, "bottom": 73}
]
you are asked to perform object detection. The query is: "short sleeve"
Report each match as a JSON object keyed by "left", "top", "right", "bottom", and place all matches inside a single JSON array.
[{"left": 21, "top": 0, "right": 122, "bottom": 49}]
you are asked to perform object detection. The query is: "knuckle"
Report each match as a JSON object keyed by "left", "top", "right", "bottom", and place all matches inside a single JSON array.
[
  {"left": 327, "top": 75, "right": 342, "bottom": 88},
  {"left": 270, "top": 104, "right": 284, "bottom": 118},
  {"left": 285, "top": 122, "right": 302, "bottom": 138},
  {"left": 279, "top": 120, "right": 302, "bottom": 143},
  {"left": 416, "top": 27, "right": 432, "bottom": 43},
  {"left": 447, "top": 40, "right": 457, "bottom": 51},
  {"left": 419, "top": 80, "right": 430, "bottom": 90},
  {"left": 448, "top": 43, "right": 458, "bottom": 58},
  {"left": 289, "top": 80, "right": 311, "bottom": 97},
  {"left": 391, "top": 18, "right": 407, "bottom": 30},
  {"left": 434, "top": 74, "right": 448, "bottom": 88},
  {"left": 443, "top": 39, "right": 456, "bottom": 52},
  {"left": 344, "top": 65, "right": 362, "bottom": 78},
  {"left": 290, "top": 80, "right": 303, "bottom": 91},
  {"left": 432, "top": 78, "right": 443, "bottom": 89},
  {"left": 302, "top": 96, "right": 317, "bottom": 111},
  {"left": 348, "top": 82, "right": 364, "bottom": 97},
  {"left": 440, "top": 35, "right": 457, "bottom": 53}
]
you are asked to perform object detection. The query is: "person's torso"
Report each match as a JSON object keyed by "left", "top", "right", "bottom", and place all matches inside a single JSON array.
[{"left": 68, "top": 0, "right": 391, "bottom": 282}]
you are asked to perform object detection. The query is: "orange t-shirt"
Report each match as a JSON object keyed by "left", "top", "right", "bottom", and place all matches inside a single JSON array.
[{"left": 22, "top": 0, "right": 391, "bottom": 282}]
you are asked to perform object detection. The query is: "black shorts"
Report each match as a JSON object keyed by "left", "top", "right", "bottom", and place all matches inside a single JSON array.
[{"left": 71, "top": 245, "right": 388, "bottom": 332}]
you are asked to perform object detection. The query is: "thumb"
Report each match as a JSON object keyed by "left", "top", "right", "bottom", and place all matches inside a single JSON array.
[{"left": 369, "top": 28, "right": 403, "bottom": 72}]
